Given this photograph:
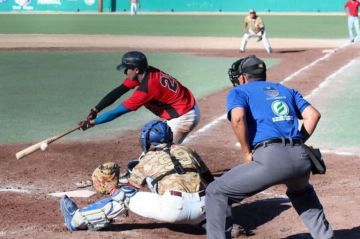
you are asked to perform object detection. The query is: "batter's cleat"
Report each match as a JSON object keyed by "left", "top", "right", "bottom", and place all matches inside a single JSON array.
[
  {"left": 60, "top": 195, "right": 78, "bottom": 232},
  {"left": 239, "top": 49, "right": 245, "bottom": 53}
]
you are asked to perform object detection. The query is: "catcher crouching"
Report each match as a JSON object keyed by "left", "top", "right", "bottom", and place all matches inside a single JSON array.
[{"left": 59, "top": 120, "right": 214, "bottom": 231}]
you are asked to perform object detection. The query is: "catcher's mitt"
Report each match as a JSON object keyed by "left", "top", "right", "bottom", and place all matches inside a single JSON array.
[{"left": 92, "top": 162, "right": 120, "bottom": 194}]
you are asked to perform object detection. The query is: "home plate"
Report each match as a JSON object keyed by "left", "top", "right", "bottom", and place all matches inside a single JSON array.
[{"left": 49, "top": 190, "right": 96, "bottom": 198}]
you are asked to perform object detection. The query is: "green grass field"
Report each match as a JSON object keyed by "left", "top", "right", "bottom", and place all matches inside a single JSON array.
[
  {"left": 308, "top": 59, "right": 360, "bottom": 153},
  {"left": 0, "top": 14, "right": 348, "bottom": 38},
  {"left": 0, "top": 50, "right": 278, "bottom": 143}
]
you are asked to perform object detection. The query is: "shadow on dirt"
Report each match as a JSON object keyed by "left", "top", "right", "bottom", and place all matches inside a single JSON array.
[
  {"left": 277, "top": 49, "right": 307, "bottom": 54},
  {"left": 231, "top": 197, "right": 291, "bottom": 233},
  {"left": 108, "top": 222, "right": 206, "bottom": 235},
  {"left": 284, "top": 226, "right": 360, "bottom": 239}
]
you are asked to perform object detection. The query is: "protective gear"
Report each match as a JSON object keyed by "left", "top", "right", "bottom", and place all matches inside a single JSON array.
[
  {"left": 116, "top": 51, "right": 148, "bottom": 73},
  {"left": 79, "top": 120, "right": 95, "bottom": 131},
  {"left": 67, "top": 187, "right": 137, "bottom": 231},
  {"left": 139, "top": 120, "right": 173, "bottom": 152},
  {"left": 92, "top": 162, "right": 120, "bottom": 194},
  {"left": 87, "top": 108, "right": 98, "bottom": 120},
  {"left": 127, "top": 159, "right": 140, "bottom": 173},
  {"left": 145, "top": 176, "right": 158, "bottom": 193},
  {"left": 60, "top": 195, "right": 78, "bottom": 232},
  {"left": 228, "top": 55, "right": 266, "bottom": 86}
]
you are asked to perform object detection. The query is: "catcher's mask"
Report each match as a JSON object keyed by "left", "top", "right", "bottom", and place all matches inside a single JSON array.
[
  {"left": 228, "top": 55, "right": 266, "bottom": 87},
  {"left": 116, "top": 51, "right": 148, "bottom": 74},
  {"left": 139, "top": 120, "right": 173, "bottom": 152}
]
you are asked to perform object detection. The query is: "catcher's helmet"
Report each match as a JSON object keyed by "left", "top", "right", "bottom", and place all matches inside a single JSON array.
[
  {"left": 116, "top": 51, "right": 148, "bottom": 73},
  {"left": 139, "top": 120, "right": 173, "bottom": 152},
  {"left": 228, "top": 55, "right": 266, "bottom": 86}
]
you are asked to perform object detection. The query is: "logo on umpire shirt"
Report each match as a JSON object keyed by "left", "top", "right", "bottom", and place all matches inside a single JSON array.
[{"left": 271, "top": 100, "right": 293, "bottom": 122}]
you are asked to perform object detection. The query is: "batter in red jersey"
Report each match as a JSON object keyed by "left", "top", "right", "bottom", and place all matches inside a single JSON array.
[{"left": 79, "top": 51, "right": 200, "bottom": 143}]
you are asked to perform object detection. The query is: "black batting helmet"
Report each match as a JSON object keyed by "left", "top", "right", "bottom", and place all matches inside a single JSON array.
[{"left": 116, "top": 51, "right": 148, "bottom": 73}]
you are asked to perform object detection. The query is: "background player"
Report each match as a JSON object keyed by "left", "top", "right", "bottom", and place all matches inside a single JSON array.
[
  {"left": 79, "top": 51, "right": 200, "bottom": 144},
  {"left": 240, "top": 9, "right": 272, "bottom": 53},
  {"left": 205, "top": 55, "right": 334, "bottom": 239},
  {"left": 60, "top": 120, "right": 213, "bottom": 231},
  {"left": 344, "top": 0, "right": 360, "bottom": 42},
  {"left": 130, "top": 0, "right": 140, "bottom": 16}
]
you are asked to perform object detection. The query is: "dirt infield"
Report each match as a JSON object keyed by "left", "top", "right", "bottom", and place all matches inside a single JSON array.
[{"left": 1, "top": 37, "right": 360, "bottom": 239}]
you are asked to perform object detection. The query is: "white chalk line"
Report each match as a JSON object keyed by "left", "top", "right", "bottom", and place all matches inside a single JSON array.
[
  {"left": 0, "top": 188, "right": 31, "bottom": 193},
  {"left": 305, "top": 59, "right": 357, "bottom": 100},
  {"left": 185, "top": 41, "right": 350, "bottom": 144},
  {"left": 281, "top": 41, "right": 349, "bottom": 83}
]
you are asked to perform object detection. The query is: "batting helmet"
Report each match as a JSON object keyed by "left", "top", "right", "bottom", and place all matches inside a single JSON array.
[
  {"left": 116, "top": 51, "right": 148, "bottom": 73},
  {"left": 228, "top": 55, "right": 266, "bottom": 86},
  {"left": 139, "top": 120, "right": 173, "bottom": 152}
]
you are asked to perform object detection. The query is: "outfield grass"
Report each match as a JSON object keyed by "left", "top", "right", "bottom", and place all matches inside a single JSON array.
[
  {"left": 0, "top": 14, "right": 347, "bottom": 38},
  {"left": 0, "top": 51, "right": 278, "bottom": 143}
]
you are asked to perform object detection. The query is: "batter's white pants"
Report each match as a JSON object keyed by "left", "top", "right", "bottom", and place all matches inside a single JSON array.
[
  {"left": 348, "top": 16, "right": 360, "bottom": 41},
  {"left": 166, "top": 104, "right": 200, "bottom": 144},
  {"left": 240, "top": 30, "right": 272, "bottom": 53},
  {"left": 130, "top": 2, "right": 138, "bottom": 15},
  {"left": 128, "top": 190, "right": 205, "bottom": 224}
]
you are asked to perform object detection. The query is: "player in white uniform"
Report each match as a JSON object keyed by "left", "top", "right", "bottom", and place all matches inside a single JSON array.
[
  {"left": 130, "top": 0, "right": 139, "bottom": 15},
  {"left": 59, "top": 120, "right": 214, "bottom": 231},
  {"left": 240, "top": 9, "right": 272, "bottom": 53}
]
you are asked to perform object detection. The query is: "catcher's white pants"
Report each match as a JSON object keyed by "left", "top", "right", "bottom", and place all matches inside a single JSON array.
[
  {"left": 240, "top": 30, "right": 272, "bottom": 53},
  {"left": 347, "top": 16, "right": 360, "bottom": 41},
  {"left": 129, "top": 190, "right": 205, "bottom": 224},
  {"left": 130, "top": 2, "right": 138, "bottom": 15},
  {"left": 166, "top": 104, "right": 200, "bottom": 144}
]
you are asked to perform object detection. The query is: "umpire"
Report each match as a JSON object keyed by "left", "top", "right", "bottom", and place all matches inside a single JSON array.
[{"left": 205, "top": 55, "right": 335, "bottom": 239}]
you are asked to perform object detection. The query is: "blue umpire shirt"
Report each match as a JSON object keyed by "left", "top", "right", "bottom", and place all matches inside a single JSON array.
[{"left": 226, "top": 80, "right": 310, "bottom": 147}]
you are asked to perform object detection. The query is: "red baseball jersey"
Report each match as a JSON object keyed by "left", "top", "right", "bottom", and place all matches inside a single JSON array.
[
  {"left": 344, "top": 0, "right": 360, "bottom": 16},
  {"left": 122, "top": 66, "right": 196, "bottom": 120}
]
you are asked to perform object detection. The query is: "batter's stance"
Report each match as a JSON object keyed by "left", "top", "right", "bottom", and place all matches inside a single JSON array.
[
  {"left": 205, "top": 55, "right": 335, "bottom": 239},
  {"left": 79, "top": 51, "right": 200, "bottom": 144}
]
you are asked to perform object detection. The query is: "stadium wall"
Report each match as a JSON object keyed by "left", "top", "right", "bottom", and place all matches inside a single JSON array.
[{"left": 0, "top": 0, "right": 347, "bottom": 13}]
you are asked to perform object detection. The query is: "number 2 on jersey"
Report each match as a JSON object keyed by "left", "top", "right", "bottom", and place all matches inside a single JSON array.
[{"left": 160, "top": 76, "right": 178, "bottom": 93}]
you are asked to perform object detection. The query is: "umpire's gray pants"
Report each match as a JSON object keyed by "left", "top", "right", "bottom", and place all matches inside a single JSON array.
[{"left": 205, "top": 143, "right": 334, "bottom": 239}]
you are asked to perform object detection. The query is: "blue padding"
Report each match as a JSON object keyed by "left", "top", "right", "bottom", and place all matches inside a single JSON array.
[
  {"left": 79, "top": 197, "right": 113, "bottom": 212},
  {"left": 95, "top": 104, "right": 131, "bottom": 125}
]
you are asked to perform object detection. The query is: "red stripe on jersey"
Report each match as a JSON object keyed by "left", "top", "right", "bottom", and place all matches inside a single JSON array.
[{"left": 122, "top": 67, "right": 196, "bottom": 120}]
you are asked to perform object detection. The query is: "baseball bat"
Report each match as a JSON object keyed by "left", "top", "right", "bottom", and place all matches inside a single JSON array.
[{"left": 15, "top": 125, "right": 81, "bottom": 160}]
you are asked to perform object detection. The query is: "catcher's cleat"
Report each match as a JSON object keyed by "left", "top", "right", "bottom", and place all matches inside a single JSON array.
[{"left": 60, "top": 195, "right": 78, "bottom": 232}]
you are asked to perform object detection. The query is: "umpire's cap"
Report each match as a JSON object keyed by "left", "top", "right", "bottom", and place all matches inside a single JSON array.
[
  {"left": 228, "top": 55, "right": 266, "bottom": 86},
  {"left": 116, "top": 51, "right": 148, "bottom": 72}
]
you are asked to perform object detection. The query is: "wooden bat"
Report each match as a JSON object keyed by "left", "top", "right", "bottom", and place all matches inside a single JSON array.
[{"left": 16, "top": 125, "right": 81, "bottom": 160}]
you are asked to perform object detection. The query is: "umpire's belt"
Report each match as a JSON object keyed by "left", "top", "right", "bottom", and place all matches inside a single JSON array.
[
  {"left": 253, "top": 138, "right": 303, "bottom": 150},
  {"left": 170, "top": 190, "right": 205, "bottom": 198}
]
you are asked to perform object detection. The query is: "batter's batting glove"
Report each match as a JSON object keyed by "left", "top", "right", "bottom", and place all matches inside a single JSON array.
[
  {"left": 87, "top": 108, "right": 98, "bottom": 120},
  {"left": 79, "top": 120, "right": 95, "bottom": 131}
]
